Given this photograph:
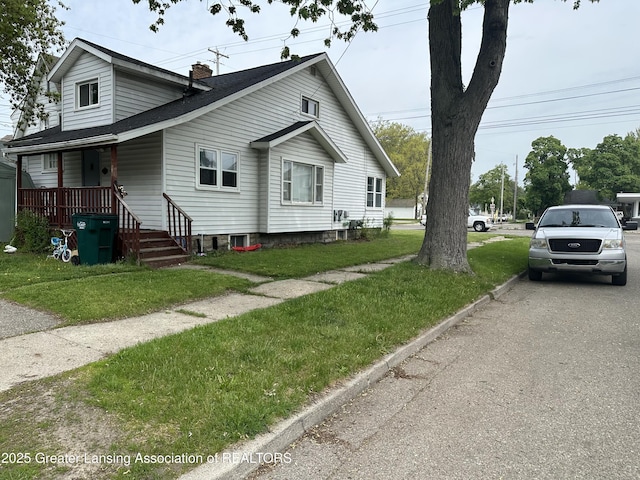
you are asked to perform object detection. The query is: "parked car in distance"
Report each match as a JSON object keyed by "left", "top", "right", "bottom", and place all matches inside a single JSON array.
[
  {"left": 419, "top": 210, "right": 493, "bottom": 232},
  {"left": 527, "top": 204, "right": 627, "bottom": 286}
]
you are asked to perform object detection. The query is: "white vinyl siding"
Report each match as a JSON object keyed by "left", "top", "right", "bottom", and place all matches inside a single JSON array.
[
  {"left": 61, "top": 52, "right": 113, "bottom": 130},
  {"left": 23, "top": 150, "right": 81, "bottom": 189},
  {"left": 115, "top": 132, "right": 164, "bottom": 229},
  {"left": 163, "top": 64, "right": 385, "bottom": 234},
  {"left": 114, "top": 71, "right": 183, "bottom": 121},
  {"left": 17, "top": 51, "right": 390, "bottom": 239},
  {"left": 164, "top": 109, "right": 256, "bottom": 235}
]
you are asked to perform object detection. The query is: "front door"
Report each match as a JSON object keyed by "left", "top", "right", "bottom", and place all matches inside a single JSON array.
[{"left": 82, "top": 150, "right": 101, "bottom": 186}]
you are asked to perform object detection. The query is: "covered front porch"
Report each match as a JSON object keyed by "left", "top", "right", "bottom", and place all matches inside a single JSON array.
[{"left": 14, "top": 145, "right": 192, "bottom": 266}]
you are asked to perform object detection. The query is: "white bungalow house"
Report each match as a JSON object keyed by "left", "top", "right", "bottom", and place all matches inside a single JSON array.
[{"left": 4, "top": 38, "right": 399, "bottom": 265}]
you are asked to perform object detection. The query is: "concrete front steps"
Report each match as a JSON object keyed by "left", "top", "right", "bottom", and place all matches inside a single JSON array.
[{"left": 139, "top": 230, "right": 190, "bottom": 268}]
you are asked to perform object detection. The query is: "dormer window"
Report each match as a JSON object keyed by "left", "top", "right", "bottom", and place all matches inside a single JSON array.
[
  {"left": 77, "top": 79, "right": 99, "bottom": 108},
  {"left": 301, "top": 96, "right": 319, "bottom": 118}
]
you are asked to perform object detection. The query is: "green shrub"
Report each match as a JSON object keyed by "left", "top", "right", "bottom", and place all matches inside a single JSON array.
[
  {"left": 14, "top": 210, "right": 51, "bottom": 253},
  {"left": 382, "top": 213, "right": 394, "bottom": 232}
]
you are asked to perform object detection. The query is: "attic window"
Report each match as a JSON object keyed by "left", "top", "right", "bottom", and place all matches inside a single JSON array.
[
  {"left": 301, "top": 96, "right": 319, "bottom": 118},
  {"left": 77, "top": 80, "right": 99, "bottom": 108}
]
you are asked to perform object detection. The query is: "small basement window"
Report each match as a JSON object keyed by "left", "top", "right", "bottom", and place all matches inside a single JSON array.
[{"left": 229, "top": 234, "right": 248, "bottom": 249}]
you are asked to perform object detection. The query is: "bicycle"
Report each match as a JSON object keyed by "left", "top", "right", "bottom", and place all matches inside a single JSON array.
[{"left": 50, "top": 229, "right": 75, "bottom": 263}]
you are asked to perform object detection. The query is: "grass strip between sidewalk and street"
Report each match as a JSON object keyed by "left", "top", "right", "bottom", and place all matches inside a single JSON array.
[{"left": 0, "top": 237, "right": 529, "bottom": 480}]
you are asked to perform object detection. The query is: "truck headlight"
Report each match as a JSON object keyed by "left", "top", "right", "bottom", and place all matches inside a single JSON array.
[
  {"left": 603, "top": 239, "right": 623, "bottom": 249},
  {"left": 530, "top": 238, "right": 547, "bottom": 249}
]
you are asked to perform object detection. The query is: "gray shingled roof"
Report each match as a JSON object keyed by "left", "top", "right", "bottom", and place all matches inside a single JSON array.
[
  {"left": 252, "top": 121, "right": 313, "bottom": 143},
  {"left": 8, "top": 52, "right": 324, "bottom": 149}
]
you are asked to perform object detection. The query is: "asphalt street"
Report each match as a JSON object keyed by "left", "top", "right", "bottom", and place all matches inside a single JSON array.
[{"left": 249, "top": 234, "right": 640, "bottom": 480}]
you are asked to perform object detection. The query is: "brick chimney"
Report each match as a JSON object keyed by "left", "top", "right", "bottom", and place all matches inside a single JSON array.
[{"left": 191, "top": 62, "right": 213, "bottom": 80}]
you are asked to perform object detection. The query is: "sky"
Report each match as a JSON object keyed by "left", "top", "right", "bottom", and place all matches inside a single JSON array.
[{"left": 1, "top": 0, "right": 640, "bottom": 184}]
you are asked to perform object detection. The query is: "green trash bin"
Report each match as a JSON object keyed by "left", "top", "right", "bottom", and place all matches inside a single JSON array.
[{"left": 72, "top": 213, "right": 118, "bottom": 265}]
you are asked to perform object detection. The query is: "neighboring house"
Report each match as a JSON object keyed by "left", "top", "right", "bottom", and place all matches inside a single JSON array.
[
  {"left": 384, "top": 199, "right": 418, "bottom": 220},
  {"left": 4, "top": 38, "right": 399, "bottom": 265},
  {"left": 10, "top": 53, "right": 61, "bottom": 139},
  {"left": 616, "top": 193, "right": 640, "bottom": 221}
]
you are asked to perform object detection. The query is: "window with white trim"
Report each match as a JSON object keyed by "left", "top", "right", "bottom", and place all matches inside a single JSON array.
[
  {"left": 42, "top": 153, "right": 57, "bottom": 172},
  {"left": 301, "top": 96, "right": 319, "bottom": 117},
  {"left": 282, "top": 160, "right": 323, "bottom": 204},
  {"left": 197, "top": 145, "right": 238, "bottom": 190},
  {"left": 367, "top": 176, "right": 383, "bottom": 208},
  {"left": 77, "top": 79, "right": 99, "bottom": 108}
]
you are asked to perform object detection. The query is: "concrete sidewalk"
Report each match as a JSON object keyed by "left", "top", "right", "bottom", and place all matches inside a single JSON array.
[
  {"left": 179, "top": 272, "right": 523, "bottom": 480},
  {"left": 0, "top": 245, "right": 519, "bottom": 480},
  {"left": 0, "top": 257, "right": 411, "bottom": 393}
]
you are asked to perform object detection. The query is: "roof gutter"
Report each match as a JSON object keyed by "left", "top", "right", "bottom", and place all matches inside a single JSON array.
[{"left": 5, "top": 134, "right": 119, "bottom": 155}]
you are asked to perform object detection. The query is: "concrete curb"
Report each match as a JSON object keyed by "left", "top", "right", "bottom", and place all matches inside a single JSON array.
[{"left": 180, "top": 272, "right": 525, "bottom": 480}]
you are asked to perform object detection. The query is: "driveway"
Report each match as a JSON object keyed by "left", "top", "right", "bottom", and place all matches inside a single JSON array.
[{"left": 250, "top": 234, "right": 640, "bottom": 479}]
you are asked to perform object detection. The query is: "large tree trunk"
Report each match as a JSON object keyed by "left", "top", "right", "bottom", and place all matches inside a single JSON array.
[{"left": 415, "top": 0, "right": 510, "bottom": 272}]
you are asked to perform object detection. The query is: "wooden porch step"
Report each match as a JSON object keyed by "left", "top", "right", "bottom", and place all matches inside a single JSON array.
[
  {"left": 143, "top": 253, "right": 190, "bottom": 269},
  {"left": 135, "top": 230, "right": 190, "bottom": 268}
]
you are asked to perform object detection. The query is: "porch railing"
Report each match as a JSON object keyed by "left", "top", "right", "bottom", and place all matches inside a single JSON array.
[
  {"left": 113, "top": 186, "right": 142, "bottom": 264},
  {"left": 18, "top": 186, "right": 111, "bottom": 228},
  {"left": 163, "top": 193, "right": 192, "bottom": 253}
]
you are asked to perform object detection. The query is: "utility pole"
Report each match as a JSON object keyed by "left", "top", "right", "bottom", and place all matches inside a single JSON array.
[
  {"left": 207, "top": 47, "right": 229, "bottom": 75},
  {"left": 513, "top": 155, "right": 518, "bottom": 221}
]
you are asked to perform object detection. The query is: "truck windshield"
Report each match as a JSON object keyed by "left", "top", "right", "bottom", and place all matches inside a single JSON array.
[{"left": 539, "top": 208, "right": 618, "bottom": 228}]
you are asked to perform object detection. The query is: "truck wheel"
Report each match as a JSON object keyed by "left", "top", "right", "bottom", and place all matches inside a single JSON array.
[
  {"left": 473, "top": 222, "right": 485, "bottom": 232},
  {"left": 612, "top": 266, "right": 627, "bottom": 286},
  {"left": 528, "top": 268, "right": 542, "bottom": 281}
]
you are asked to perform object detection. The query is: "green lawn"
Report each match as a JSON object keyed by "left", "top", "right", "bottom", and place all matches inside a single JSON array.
[{"left": 0, "top": 234, "right": 530, "bottom": 480}]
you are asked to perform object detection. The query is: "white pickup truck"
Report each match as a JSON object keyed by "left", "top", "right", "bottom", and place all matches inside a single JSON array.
[
  {"left": 420, "top": 210, "right": 493, "bottom": 232},
  {"left": 468, "top": 210, "right": 493, "bottom": 232}
]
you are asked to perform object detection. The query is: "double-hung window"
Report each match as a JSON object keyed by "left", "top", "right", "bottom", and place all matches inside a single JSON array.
[
  {"left": 282, "top": 160, "right": 323, "bottom": 204},
  {"left": 367, "top": 176, "right": 383, "bottom": 208},
  {"left": 197, "top": 145, "right": 238, "bottom": 190},
  {"left": 42, "top": 153, "right": 57, "bottom": 173},
  {"left": 77, "top": 79, "right": 99, "bottom": 108}
]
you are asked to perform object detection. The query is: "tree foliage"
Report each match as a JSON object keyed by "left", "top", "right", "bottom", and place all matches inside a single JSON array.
[
  {"left": 470, "top": 163, "right": 517, "bottom": 214},
  {"left": 132, "top": 0, "right": 377, "bottom": 58},
  {"left": 130, "top": 0, "right": 600, "bottom": 274},
  {"left": 523, "top": 136, "right": 572, "bottom": 217},
  {"left": 0, "top": 0, "right": 67, "bottom": 127},
  {"left": 371, "top": 121, "right": 430, "bottom": 213},
  {"left": 571, "top": 133, "right": 640, "bottom": 200}
]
